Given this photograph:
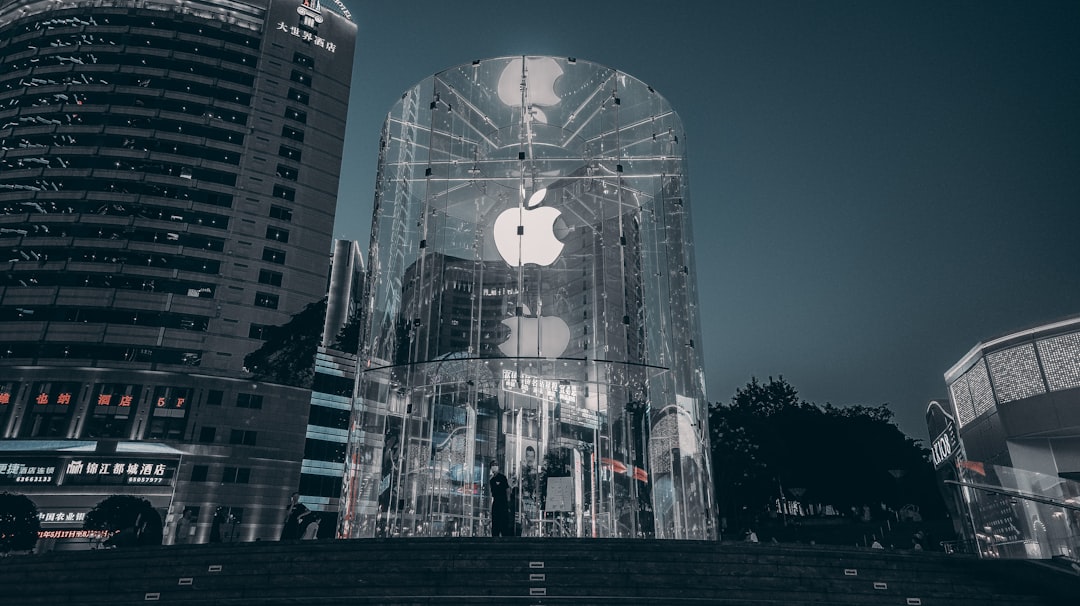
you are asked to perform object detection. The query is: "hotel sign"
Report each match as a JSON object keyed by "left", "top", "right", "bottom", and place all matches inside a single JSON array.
[{"left": 0, "top": 457, "right": 177, "bottom": 487}]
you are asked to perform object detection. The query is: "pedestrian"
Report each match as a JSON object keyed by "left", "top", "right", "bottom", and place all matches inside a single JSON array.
[
  {"left": 174, "top": 509, "right": 196, "bottom": 544},
  {"left": 489, "top": 461, "right": 511, "bottom": 537},
  {"left": 280, "top": 492, "right": 309, "bottom": 540}
]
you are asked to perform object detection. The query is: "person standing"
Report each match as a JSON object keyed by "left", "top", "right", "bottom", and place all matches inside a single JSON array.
[
  {"left": 174, "top": 509, "right": 196, "bottom": 544},
  {"left": 280, "top": 492, "right": 309, "bottom": 540},
  {"left": 489, "top": 462, "right": 511, "bottom": 537}
]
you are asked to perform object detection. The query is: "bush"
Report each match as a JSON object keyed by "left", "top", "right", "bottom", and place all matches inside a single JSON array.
[
  {"left": 0, "top": 492, "right": 41, "bottom": 553},
  {"left": 83, "top": 495, "right": 163, "bottom": 547}
]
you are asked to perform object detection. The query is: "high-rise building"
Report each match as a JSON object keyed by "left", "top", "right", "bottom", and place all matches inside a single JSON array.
[
  {"left": 340, "top": 56, "right": 716, "bottom": 540},
  {"left": 0, "top": 0, "right": 355, "bottom": 546}
]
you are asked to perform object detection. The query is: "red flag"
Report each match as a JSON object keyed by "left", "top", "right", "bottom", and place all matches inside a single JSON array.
[
  {"left": 631, "top": 466, "right": 649, "bottom": 482},
  {"left": 600, "top": 457, "right": 628, "bottom": 474},
  {"left": 959, "top": 460, "right": 986, "bottom": 476}
]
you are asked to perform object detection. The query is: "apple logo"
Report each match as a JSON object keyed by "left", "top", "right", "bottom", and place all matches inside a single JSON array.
[
  {"left": 499, "top": 304, "right": 571, "bottom": 359},
  {"left": 497, "top": 57, "right": 564, "bottom": 123},
  {"left": 493, "top": 188, "right": 564, "bottom": 267}
]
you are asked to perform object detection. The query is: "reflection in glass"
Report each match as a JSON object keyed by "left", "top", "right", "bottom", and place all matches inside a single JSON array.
[{"left": 340, "top": 56, "right": 715, "bottom": 540}]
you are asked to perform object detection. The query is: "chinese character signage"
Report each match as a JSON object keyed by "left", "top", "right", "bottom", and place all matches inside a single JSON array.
[
  {"left": 63, "top": 458, "right": 177, "bottom": 486},
  {"left": 0, "top": 457, "right": 178, "bottom": 486},
  {"left": 30, "top": 381, "right": 80, "bottom": 407},
  {"left": 0, "top": 460, "right": 58, "bottom": 485}
]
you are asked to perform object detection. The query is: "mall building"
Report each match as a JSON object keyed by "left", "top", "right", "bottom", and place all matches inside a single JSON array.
[
  {"left": 0, "top": 0, "right": 355, "bottom": 546},
  {"left": 930, "top": 315, "right": 1080, "bottom": 559},
  {"left": 339, "top": 56, "right": 717, "bottom": 540}
]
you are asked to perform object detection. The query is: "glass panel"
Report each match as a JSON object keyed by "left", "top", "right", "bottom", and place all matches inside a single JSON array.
[{"left": 341, "top": 57, "right": 715, "bottom": 540}]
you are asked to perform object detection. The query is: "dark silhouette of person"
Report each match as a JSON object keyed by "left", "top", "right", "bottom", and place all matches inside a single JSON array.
[
  {"left": 280, "top": 492, "right": 309, "bottom": 540},
  {"left": 209, "top": 507, "right": 224, "bottom": 543},
  {"left": 489, "top": 462, "right": 511, "bottom": 537}
]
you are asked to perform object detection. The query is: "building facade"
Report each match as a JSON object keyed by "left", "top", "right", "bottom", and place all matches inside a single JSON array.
[
  {"left": 935, "top": 315, "right": 1080, "bottom": 558},
  {"left": 0, "top": 0, "right": 355, "bottom": 546},
  {"left": 340, "top": 56, "right": 716, "bottom": 540}
]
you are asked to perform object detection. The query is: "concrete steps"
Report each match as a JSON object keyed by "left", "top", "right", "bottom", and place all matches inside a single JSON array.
[{"left": 2, "top": 538, "right": 1076, "bottom": 605}]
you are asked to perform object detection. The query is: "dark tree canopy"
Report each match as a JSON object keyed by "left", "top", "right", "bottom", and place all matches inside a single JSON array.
[
  {"left": 710, "top": 376, "right": 943, "bottom": 526},
  {"left": 83, "top": 495, "right": 163, "bottom": 547},
  {"left": 0, "top": 492, "right": 41, "bottom": 553},
  {"left": 243, "top": 298, "right": 327, "bottom": 388}
]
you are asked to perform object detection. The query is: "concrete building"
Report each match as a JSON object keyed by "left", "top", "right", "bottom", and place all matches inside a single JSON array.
[
  {"left": 934, "top": 315, "right": 1080, "bottom": 559},
  {"left": 339, "top": 56, "right": 716, "bottom": 540},
  {"left": 0, "top": 0, "right": 355, "bottom": 546}
]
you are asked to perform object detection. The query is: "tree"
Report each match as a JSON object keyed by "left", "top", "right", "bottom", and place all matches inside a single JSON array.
[
  {"left": 0, "top": 492, "right": 41, "bottom": 553},
  {"left": 243, "top": 298, "right": 327, "bottom": 388},
  {"left": 83, "top": 495, "right": 163, "bottom": 547},
  {"left": 709, "top": 376, "right": 943, "bottom": 530}
]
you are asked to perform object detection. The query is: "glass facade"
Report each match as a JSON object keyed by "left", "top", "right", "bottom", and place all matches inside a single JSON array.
[{"left": 341, "top": 56, "right": 715, "bottom": 540}]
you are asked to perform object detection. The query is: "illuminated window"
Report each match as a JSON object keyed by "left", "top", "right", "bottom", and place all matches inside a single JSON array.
[
  {"left": 249, "top": 323, "right": 273, "bottom": 340},
  {"left": 278, "top": 145, "right": 302, "bottom": 162},
  {"left": 287, "top": 88, "right": 309, "bottom": 105},
  {"left": 254, "top": 292, "right": 279, "bottom": 309},
  {"left": 272, "top": 185, "right": 296, "bottom": 201},
  {"left": 290, "top": 70, "right": 311, "bottom": 86},
  {"left": 293, "top": 52, "right": 314, "bottom": 68},
  {"left": 282, "top": 126, "right": 305, "bottom": 143},
  {"left": 285, "top": 107, "right": 307, "bottom": 123},
  {"left": 276, "top": 164, "right": 298, "bottom": 181},
  {"left": 950, "top": 377, "right": 975, "bottom": 428},
  {"left": 966, "top": 360, "right": 996, "bottom": 417},
  {"left": 262, "top": 247, "right": 286, "bottom": 264},
  {"left": 265, "top": 226, "right": 290, "bottom": 243}
]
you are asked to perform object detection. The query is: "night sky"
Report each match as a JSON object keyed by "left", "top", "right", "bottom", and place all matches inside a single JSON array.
[{"left": 330, "top": 1, "right": 1080, "bottom": 441}]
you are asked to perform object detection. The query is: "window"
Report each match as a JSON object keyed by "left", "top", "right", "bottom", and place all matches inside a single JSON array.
[
  {"left": 190, "top": 465, "right": 209, "bottom": 482},
  {"left": 272, "top": 185, "right": 295, "bottom": 201},
  {"left": 276, "top": 164, "right": 297, "bottom": 181},
  {"left": 282, "top": 126, "right": 304, "bottom": 143},
  {"left": 249, "top": 323, "right": 273, "bottom": 340},
  {"left": 254, "top": 292, "right": 279, "bottom": 309},
  {"left": 287, "top": 88, "right": 309, "bottom": 105},
  {"left": 205, "top": 390, "right": 223, "bottom": 406},
  {"left": 285, "top": 107, "right": 307, "bottom": 123},
  {"left": 290, "top": 70, "right": 311, "bottom": 86},
  {"left": 265, "top": 227, "right": 289, "bottom": 243},
  {"left": 279, "top": 145, "right": 302, "bottom": 162},
  {"left": 198, "top": 426, "right": 216, "bottom": 443},
  {"left": 222, "top": 467, "right": 250, "bottom": 483},
  {"left": 269, "top": 205, "right": 293, "bottom": 221},
  {"left": 236, "top": 393, "right": 263, "bottom": 409},
  {"left": 258, "top": 269, "right": 283, "bottom": 286},
  {"left": 229, "top": 429, "right": 257, "bottom": 446},
  {"left": 293, "top": 52, "right": 314, "bottom": 68},
  {"left": 262, "top": 247, "right": 286, "bottom": 264}
]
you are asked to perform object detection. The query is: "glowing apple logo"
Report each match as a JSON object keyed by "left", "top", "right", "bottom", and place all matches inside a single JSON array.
[
  {"left": 499, "top": 305, "right": 571, "bottom": 359},
  {"left": 493, "top": 188, "right": 563, "bottom": 267},
  {"left": 497, "top": 57, "right": 564, "bottom": 124}
]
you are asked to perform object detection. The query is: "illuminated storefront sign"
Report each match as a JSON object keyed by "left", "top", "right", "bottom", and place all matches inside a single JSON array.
[
  {"left": 38, "top": 511, "right": 87, "bottom": 524},
  {"left": 275, "top": 22, "right": 337, "bottom": 52},
  {"left": 38, "top": 529, "right": 113, "bottom": 540},
  {"left": 502, "top": 370, "right": 578, "bottom": 400},
  {"left": 63, "top": 459, "right": 176, "bottom": 486},
  {"left": 0, "top": 462, "right": 57, "bottom": 485},
  {"left": 0, "top": 457, "right": 177, "bottom": 486}
]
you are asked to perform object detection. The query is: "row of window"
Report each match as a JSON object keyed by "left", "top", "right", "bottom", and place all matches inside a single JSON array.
[
  {"left": 0, "top": 154, "right": 239, "bottom": 188},
  {"left": 0, "top": 221, "right": 225, "bottom": 251},
  {"left": 0, "top": 306, "right": 209, "bottom": 332},
  {"left": 0, "top": 270, "right": 215, "bottom": 298},
  {"left": 197, "top": 427, "right": 258, "bottom": 446},
  {"left": 0, "top": 174, "right": 234, "bottom": 209},
  {"left": 2, "top": 90, "right": 249, "bottom": 127},
  {"left": 0, "top": 342, "right": 201, "bottom": 366},
  {"left": 3, "top": 48, "right": 256, "bottom": 88},
  {"left": 0, "top": 132, "right": 239, "bottom": 166},
  {"left": 0, "top": 106, "right": 247, "bottom": 146},
  {"left": 2, "top": 244, "right": 221, "bottom": 274},
  {"left": 4, "top": 12, "right": 261, "bottom": 50},
  {"left": 0, "top": 70, "right": 253, "bottom": 107},
  {"left": 0, "top": 28, "right": 259, "bottom": 69},
  {"left": 0, "top": 199, "right": 229, "bottom": 230}
]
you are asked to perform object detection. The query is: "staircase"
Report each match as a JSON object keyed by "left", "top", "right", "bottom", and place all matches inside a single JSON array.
[{"left": 3, "top": 538, "right": 1076, "bottom": 605}]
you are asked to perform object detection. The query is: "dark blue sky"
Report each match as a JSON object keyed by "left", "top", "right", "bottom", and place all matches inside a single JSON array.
[{"left": 331, "top": 1, "right": 1080, "bottom": 441}]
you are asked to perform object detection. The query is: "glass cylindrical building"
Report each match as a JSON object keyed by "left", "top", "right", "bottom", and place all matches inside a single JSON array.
[{"left": 341, "top": 56, "right": 714, "bottom": 540}]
